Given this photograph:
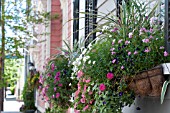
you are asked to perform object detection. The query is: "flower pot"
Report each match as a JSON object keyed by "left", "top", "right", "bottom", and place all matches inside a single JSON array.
[{"left": 128, "top": 66, "right": 165, "bottom": 96}]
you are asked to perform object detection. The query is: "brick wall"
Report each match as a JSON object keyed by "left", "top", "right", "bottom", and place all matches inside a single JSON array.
[{"left": 50, "top": 0, "right": 62, "bottom": 56}]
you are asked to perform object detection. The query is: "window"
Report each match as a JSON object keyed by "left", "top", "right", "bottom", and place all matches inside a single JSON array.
[
  {"left": 73, "top": 0, "right": 79, "bottom": 46},
  {"left": 85, "top": 0, "right": 97, "bottom": 47},
  {"left": 165, "top": 0, "right": 170, "bottom": 53}
]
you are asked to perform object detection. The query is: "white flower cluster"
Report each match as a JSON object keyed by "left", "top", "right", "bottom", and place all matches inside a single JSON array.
[{"left": 71, "top": 42, "right": 96, "bottom": 77}]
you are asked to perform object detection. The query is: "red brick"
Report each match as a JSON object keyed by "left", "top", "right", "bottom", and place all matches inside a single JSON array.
[{"left": 51, "top": 0, "right": 60, "bottom": 6}]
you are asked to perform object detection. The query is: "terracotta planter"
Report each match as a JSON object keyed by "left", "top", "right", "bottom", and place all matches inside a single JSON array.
[{"left": 128, "top": 66, "right": 164, "bottom": 96}]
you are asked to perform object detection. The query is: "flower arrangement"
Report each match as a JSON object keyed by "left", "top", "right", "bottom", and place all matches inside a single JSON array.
[
  {"left": 72, "top": 0, "right": 170, "bottom": 113},
  {"left": 39, "top": 55, "right": 78, "bottom": 112}
]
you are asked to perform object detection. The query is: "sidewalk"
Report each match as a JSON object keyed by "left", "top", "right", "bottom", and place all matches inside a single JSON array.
[{"left": 1, "top": 90, "right": 23, "bottom": 113}]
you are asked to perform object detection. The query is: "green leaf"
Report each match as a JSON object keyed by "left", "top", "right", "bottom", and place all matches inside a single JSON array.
[{"left": 161, "top": 80, "right": 170, "bottom": 104}]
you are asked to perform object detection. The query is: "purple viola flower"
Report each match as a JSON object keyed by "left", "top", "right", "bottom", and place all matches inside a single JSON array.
[
  {"left": 164, "top": 51, "right": 169, "bottom": 57},
  {"left": 119, "top": 92, "right": 123, "bottom": 96}
]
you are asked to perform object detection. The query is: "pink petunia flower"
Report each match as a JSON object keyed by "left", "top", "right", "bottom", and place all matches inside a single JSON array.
[
  {"left": 85, "top": 79, "right": 90, "bottom": 83},
  {"left": 51, "top": 63, "right": 55, "bottom": 71},
  {"left": 80, "top": 98, "right": 86, "bottom": 103},
  {"left": 56, "top": 93, "right": 60, "bottom": 98},
  {"left": 164, "top": 51, "right": 169, "bottom": 57},
  {"left": 118, "top": 39, "right": 123, "bottom": 44},
  {"left": 144, "top": 48, "right": 151, "bottom": 53},
  {"left": 58, "top": 83, "right": 63, "bottom": 87},
  {"left": 99, "top": 83, "right": 106, "bottom": 91},
  {"left": 160, "top": 46, "right": 164, "bottom": 49},
  {"left": 112, "top": 59, "right": 116, "bottom": 64},
  {"left": 149, "top": 35, "right": 153, "bottom": 39},
  {"left": 89, "top": 91, "right": 93, "bottom": 95},
  {"left": 52, "top": 94, "right": 55, "bottom": 99},
  {"left": 111, "top": 52, "right": 116, "bottom": 55},
  {"left": 106, "top": 72, "right": 114, "bottom": 80},
  {"left": 142, "top": 38, "right": 150, "bottom": 43},
  {"left": 54, "top": 87, "right": 57, "bottom": 92},
  {"left": 83, "top": 105, "right": 89, "bottom": 111},
  {"left": 121, "top": 66, "right": 124, "bottom": 70},
  {"left": 128, "top": 52, "right": 131, "bottom": 56},
  {"left": 56, "top": 71, "right": 60, "bottom": 77},
  {"left": 125, "top": 40, "right": 130, "bottom": 45},
  {"left": 77, "top": 70, "right": 84, "bottom": 78},
  {"left": 134, "top": 51, "right": 138, "bottom": 55}
]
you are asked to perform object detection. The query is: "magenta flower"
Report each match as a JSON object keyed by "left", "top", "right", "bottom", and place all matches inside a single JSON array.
[
  {"left": 128, "top": 52, "right": 131, "bottom": 56},
  {"left": 128, "top": 32, "right": 133, "bottom": 38},
  {"left": 164, "top": 51, "right": 169, "bottom": 57},
  {"left": 58, "top": 83, "right": 63, "bottom": 87},
  {"left": 121, "top": 66, "right": 124, "bottom": 70},
  {"left": 55, "top": 77, "right": 60, "bottom": 81},
  {"left": 83, "top": 105, "right": 89, "bottom": 111},
  {"left": 51, "top": 63, "right": 55, "bottom": 71},
  {"left": 134, "top": 51, "right": 138, "bottom": 55},
  {"left": 107, "top": 72, "right": 114, "bottom": 80},
  {"left": 99, "top": 83, "right": 106, "bottom": 91},
  {"left": 56, "top": 93, "right": 60, "bottom": 98},
  {"left": 144, "top": 48, "right": 151, "bottom": 53},
  {"left": 160, "top": 46, "right": 164, "bottom": 49},
  {"left": 80, "top": 98, "right": 86, "bottom": 103},
  {"left": 56, "top": 71, "right": 60, "bottom": 77},
  {"left": 84, "top": 85, "right": 87, "bottom": 92},
  {"left": 77, "top": 70, "right": 84, "bottom": 78},
  {"left": 112, "top": 59, "right": 116, "bottom": 64},
  {"left": 47, "top": 73, "right": 51, "bottom": 77}
]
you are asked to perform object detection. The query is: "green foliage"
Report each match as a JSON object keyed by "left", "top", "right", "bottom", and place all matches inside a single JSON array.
[{"left": 22, "top": 76, "right": 36, "bottom": 111}]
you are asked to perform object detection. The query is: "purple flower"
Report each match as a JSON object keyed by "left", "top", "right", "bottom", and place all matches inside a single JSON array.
[
  {"left": 112, "top": 59, "right": 116, "bottom": 64},
  {"left": 164, "top": 51, "right": 169, "bottom": 57},
  {"left": 150, "top": 28, "right": 153, "bottom": 33},
  {"left": 111, "top": 52, "right": 116, "bottom": 55},
  {"left": 54, "top": 87, "right": 57, "bottom": 92},
  {"left": 125, "top": 40, "right": 130, "bottom": 45},
  {"left": 56, "top": 71, "right": 60, "bottom": 77},
  {"left": 144, "top": 48, "right": 151, "bottom": 53},
  {"left": 160, "top": 46, "right": 164, "bottom": 49},
  {"left": 56, "top": 93, "right": 60, "bottom": 98},
  {"left": 149, "top": 35, "right": 153, "bottom": 39},
  {"left": 51, "top": 63, "right": 55, "bottom": 71},
  {"left": 112, "top": 27, "right": 118, "bottom": 32},
  {"left": 142, "top": 38, "right": 150, "bottom": 43},
  {"left": 119, "top": 92, "right": 123, "bottom": 96},
  {"left": 120, "top": 65, "right": 125, "bottom": 69},
  {"left": 134, "top": 51, "right": 138, "bottom": 55},
  {"left": 140, "top": 28, "right": 147, "bottom": 32},
  {"left": 128, "top": 52, "right": 131, "bottom": 56},
  {"left": 118, "top": 39, "right": 123, "bottom": 44},
  {"left": 110, "top": 48, "right": 115, "bottom": 51}
]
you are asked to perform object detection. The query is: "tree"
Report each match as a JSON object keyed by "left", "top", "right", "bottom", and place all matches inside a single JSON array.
[{"left": 0, "top": 0, "right": 52, "bottom": 110}]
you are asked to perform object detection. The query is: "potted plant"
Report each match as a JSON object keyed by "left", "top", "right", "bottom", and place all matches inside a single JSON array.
[
  {"left": 39, "top": 54, "right": 78, "bottom": 112},
  {"left": 72, "top": 0, "right": 170, "bottom": 113}
]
